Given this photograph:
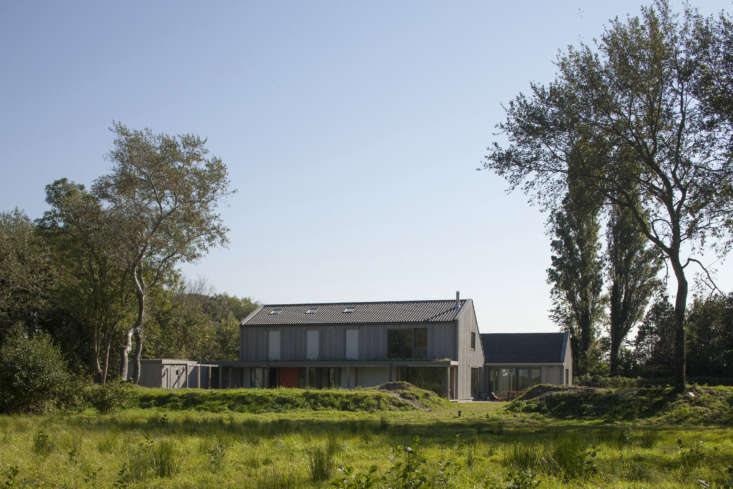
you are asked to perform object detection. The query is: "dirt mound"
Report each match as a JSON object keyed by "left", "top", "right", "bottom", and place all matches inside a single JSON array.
[
  {"left": 510, "top": 385, "right": 733, "bottom": 424},
  {"left": 378, "top": 381, "right": 414, "bottom": 391},
  {"left": 376, "top": 382, "right": 448, "bottom": 410},
  {"left": 518, "top": 384, "right": 600, "bottom": 401}
]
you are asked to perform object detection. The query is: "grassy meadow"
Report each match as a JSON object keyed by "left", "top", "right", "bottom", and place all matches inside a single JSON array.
[{"left": 0, "top": 385, "right": 731, "bottom": 489}]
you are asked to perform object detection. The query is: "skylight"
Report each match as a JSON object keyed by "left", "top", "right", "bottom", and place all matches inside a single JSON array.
[
  {"left": 343, "top": 307, "right": 355, "bottom": 313},
  {"left": 305, "top": 308, "right": 318, "bottom": 314},
  {"left": 269, "top": 308, "right": 282, "bottom": 315}
]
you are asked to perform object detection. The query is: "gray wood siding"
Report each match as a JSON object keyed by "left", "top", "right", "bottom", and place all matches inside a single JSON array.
[
  {"left": 240, "top": 323, "right": 456, "bottom": 361},
  {"left": 281, "top": 328, "right": 305, "bottom": 361},
  {"left": 240, "top": 327, "right": 267, "bottom": 361},
  {"left": 359, "top": 325, "right": 387, "bottom": 360},
  {"left": 455, "top": 300, "right": 485, "bottom": 399},
  {"left": 563, "top": 335, "right": 573, "bottom": 385}
]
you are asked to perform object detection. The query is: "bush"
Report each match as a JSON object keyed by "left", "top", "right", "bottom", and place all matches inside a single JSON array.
[
  {"left": 86, "top": 380, "right": 133, "bottom": 413},
  {"left": 0, "top": 330, "right": 73, "bottom": 413}
]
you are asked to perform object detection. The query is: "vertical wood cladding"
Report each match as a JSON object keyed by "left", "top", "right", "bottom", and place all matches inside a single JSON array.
[{"left": 240, "top": 322, "right": 457, "bottom": 361}]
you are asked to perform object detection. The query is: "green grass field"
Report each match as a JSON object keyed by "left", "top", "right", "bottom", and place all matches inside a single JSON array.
[{"left": 1, "top": 385, "right": 731, "bottom": 489}]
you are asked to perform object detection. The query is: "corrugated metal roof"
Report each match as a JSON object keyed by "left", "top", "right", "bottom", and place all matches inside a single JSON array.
[
  {"left": 242, "top": 299, "right": 467, "bottom": 326},
  {"left": 481, "top": 332, "right": 568, "bottom": 364}
]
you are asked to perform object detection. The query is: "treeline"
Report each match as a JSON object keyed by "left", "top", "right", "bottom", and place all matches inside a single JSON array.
[
  {"left": 607, "top": 292, "right": 732, "bottom": 379},
  {"left": 0, "top": 123, "right": 254, "bottom": 390},
  {"left": 484, "top": 1, "right": 733, "bottom": 387},
  {"left": 0, "top": 207, "right": 255, "bottom": 381}
]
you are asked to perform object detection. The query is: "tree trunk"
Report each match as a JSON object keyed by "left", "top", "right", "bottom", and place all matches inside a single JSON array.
[
  {"left": 102, "top": 343, "right": 110, "bottom": 384},
  {"left": 610, "top": 336, "right": 620, "bottom": 376},
  {"left": 670, "top": 258, "right": 688, "bottom": 392},
  {"left": 133, "top": 327, "right": 143, "bottom": 384},
  {"left": 609, "top": 284, "right": 621, "bottom": 376},
  {"left": 120, "top": 327, "right": 133, "bottom": 380},
  {"left": 130, "top": 265, "right": 146, "bottom": 385}
]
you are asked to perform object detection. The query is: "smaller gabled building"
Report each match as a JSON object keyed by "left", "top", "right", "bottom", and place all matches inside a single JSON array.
[{"left": 480, "top": 332, "right": 572, "bottom": 398}]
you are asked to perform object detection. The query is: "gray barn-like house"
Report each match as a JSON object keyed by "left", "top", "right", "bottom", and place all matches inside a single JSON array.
[
  {"left": 481, "top": 332, "right": 573, "bottom": 398},
  {"left": 217, "top": 296, "right": 485, "bottom": 400}
]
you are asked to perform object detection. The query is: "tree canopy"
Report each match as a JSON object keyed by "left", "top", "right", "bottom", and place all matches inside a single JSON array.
[{"left": 484, "top": 1, "right": 733, "bottom": 389}]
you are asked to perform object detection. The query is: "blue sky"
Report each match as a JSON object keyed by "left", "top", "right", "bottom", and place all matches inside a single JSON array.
[{"left": 1, "top": 1, "right": 731, "bottom": 333}]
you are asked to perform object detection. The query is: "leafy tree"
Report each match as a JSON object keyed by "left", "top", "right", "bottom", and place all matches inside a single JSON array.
[
  {"left": 0, "top": 330, "right": 73, "bottom": 413},
  {"left": 37, "top": 179, "right": 135, "bottom": 383},
  {"left": 691, "top": 11, "right": 733, "bottom": 154},
  {"left": 145, "top": 279, "right": 255, "bottom": 361},
  {"left": 547, "top": 155, "right": 605, "bottom": 375},
  {"left": 633, "top": 295, "right": 676, "bottom": 377},
  {"left": 93, "top": 123, "right": 232, "bottom": 382},
  {"left": 483, "top": 2, "right": 733, "bottom": 390},
  {"left": 606, "top": 198, "right": 662, "bottom": 375},
  {"left": 685, "top": 293, "right": 733, "bottom": 377},
  {"left": 0, "top": 209, "right": 56, "bottom": 341}
]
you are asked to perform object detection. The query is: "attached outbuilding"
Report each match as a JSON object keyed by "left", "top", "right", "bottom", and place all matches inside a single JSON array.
[
  {"left": 135, "top": 359, "right": 221, "bottom": 389},
  {"left": 480, "top": 332, "right": 572, "bottom": 399}
]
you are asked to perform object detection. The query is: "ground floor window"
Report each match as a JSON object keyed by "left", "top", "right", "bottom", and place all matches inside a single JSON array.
[
  {"left": 489, "top": 367, "right": 542, "bottom": 395},
  {"left": 304, "top": 367, "right": 341, "bottom": 389},
  {"left": 471, "top": 368, "right": 481, "bottom": 398},
  {"left": 517, "top": 368, "right": 541, "bottom": 390},
  {"left": 250, "top": 367, "right": 266, "bottom": 388},
  {"left": 393, "top": 367, "right": 445, "bottom": 396}
]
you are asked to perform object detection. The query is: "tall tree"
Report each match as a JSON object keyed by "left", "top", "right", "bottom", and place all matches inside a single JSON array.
[
  {"left": 685, "top": 292, "right": 733, "bottom": 378},
  {"left": 547, "top": 152, "right": 605, "bottom": 375},
  {"left": 633, "top": 295, "right": 676, "bottom": 376},
  {"left": 606, "top": 197, "right": 662, "bottom": 375},
  {"left": 484, "top": 2, "right": 733, "bottom": 390},
  {"left": 93, "top": 123, "right": 232, "bottom": 383},
  {"left": 0, "top": 209, "right": 56, "bottom": 341},
  {"left": 37, "top": 179, "right": 134, "bottom": 383}
]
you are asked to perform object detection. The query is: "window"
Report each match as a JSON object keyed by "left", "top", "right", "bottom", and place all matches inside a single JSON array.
[
  {"left": 490, "top": 368, "right": 515, "bottom": 395},
  {"left": 517, "top": 368, "right": 542, "bottom": 390},
  {"left": 413, "top": 328, "right": 427, "bottom": 359},
  {"left": 268, "top": 330, "right": 281, "bottom": 360},
  {"left": 387, "top": 329, "right": 412, "bottom": 359},
  {"left": 387, "top": 328, "right": 428, "bottom": 359},
  {"left": 305, "top": 308, "right": 318, "bottom": 314},
  {"left": 269, "top": 308, "right": 282, "bottom": 315},
  {"left": 343, "top": 307, "right": 355, "bottom": 313},
  {"left": 470, "top": 332, "right": 476, "bottom": 350},
  {"left": 250, "top": 368, "right": 266, "bottom": 388},
  {"left": 346, "top": 329, "right": 359, "bottom": 359},
  {"left": 306, "top": 330, "right": 319, "bottom": 360},
  {"left": 471, "top": 368, "right": 481, "bottom": 398}
]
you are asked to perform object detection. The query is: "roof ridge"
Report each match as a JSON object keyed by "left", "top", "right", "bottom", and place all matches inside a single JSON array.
[{"left": 261, "top": 299, "right": 469, "bottom": 307}]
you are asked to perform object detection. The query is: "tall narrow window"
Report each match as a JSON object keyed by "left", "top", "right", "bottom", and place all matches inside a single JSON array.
[
  {"left": 413, "top": 328, "right": 427, "bottom": 359},
  {"left": 346, "top": 329, "right": 359, "bottom": 359},
  {"left": 306, "top": 330, "right": 319, "bottom": 360},
  {"left": 268, "top": 330, "right": 280, "bottom": 360},
  {"left": 470, "top": 332, "right": 476, "bottom": 349},
  {"left": 387, "top": 329, "right": 412, "bottom": 359}
]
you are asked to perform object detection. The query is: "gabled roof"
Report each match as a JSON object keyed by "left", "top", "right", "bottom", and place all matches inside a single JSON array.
[
  {"left": 242, "top": 299, "right": 468, "bottom": 326},
  {"left": 481, "top": 332, "right": 568, "bottom": 364}
]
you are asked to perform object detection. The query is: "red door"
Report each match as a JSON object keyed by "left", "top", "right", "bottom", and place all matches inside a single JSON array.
[{"left": 279, "top": 368, "right": 298, "bottom": 388}]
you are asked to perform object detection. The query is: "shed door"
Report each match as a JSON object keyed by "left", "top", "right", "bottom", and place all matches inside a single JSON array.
[
  {"left": 346, "top": 329, "right": 359, "bottom": 359},
  {"left": 268, "top": 330, "right": 281, "bottom": 360},
  {"left": 306, "top": 330, "right": 319, "bottom": 360}
]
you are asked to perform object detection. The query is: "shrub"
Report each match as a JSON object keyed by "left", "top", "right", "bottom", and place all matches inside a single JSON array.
[
  {"left": 87, "top": 380, "right": 134, "bottom": 413},
  {"left": 0, "top": 331, "right": 73, "bottom": 413},
  {"left": 32, "top": 429, "right": 55, "bottom": 457}
]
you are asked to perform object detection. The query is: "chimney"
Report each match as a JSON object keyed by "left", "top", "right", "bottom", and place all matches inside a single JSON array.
[{"left": 455, "top": 291, "right": 460, "bottom": 308}]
